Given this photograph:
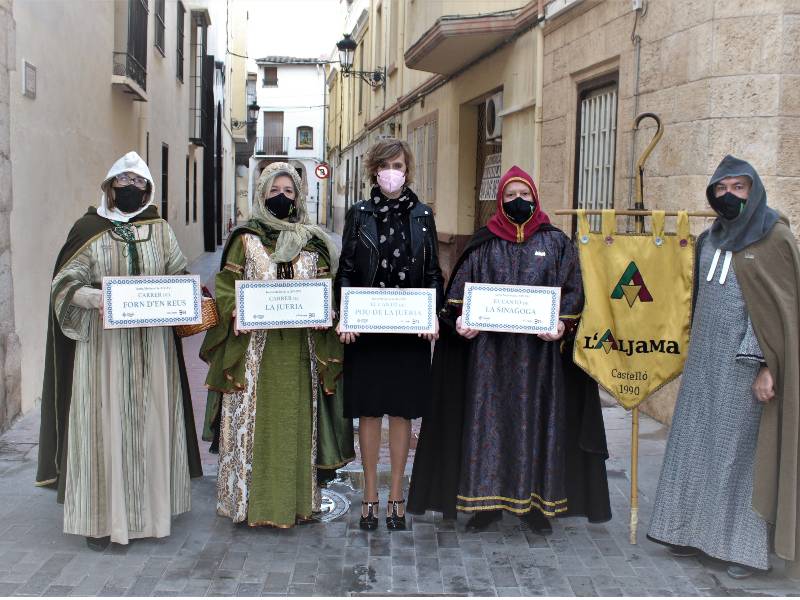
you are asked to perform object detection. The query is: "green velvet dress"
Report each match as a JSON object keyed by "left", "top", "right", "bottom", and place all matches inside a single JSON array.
[{"left": 200, "top": 223, "right": 354, "bottom": 527}]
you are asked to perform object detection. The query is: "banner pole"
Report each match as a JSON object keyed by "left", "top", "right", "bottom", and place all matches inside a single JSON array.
[
  {"left": 554, "top": 209, "right": 715, "bottom": 218},
  {"left": 630, "top": 406, "right": 640, "bottom": 544},
  {"left": 628, "top": 112, "right": 662, "bottom": 545}
]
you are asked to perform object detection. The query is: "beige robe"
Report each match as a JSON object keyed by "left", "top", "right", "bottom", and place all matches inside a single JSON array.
[{"left": 51, "top": 221, "right": 191, "bottom": 544}]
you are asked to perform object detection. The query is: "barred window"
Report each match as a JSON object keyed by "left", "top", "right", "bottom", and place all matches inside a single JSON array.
[
  {"left": 161, "top": 144, "right": 169, "bottom": 221},
  {"left": 155, "top": 0, "right": 166, "bottom": 56},
  {"left": 407, "top": 113, "right": 438, "bottom": 207},
  {"left": 575, "top": 81, "right": 618, "bottom": 231},
  {"left": 263, "top": 66, "right": 278, "bottom": 87},
  {"left": 185, "top": 155, "right": 190, "bottom": 224},
  {"left": 177, "top": 2, "right": 185, "bottom": 82},
  {"left": 193, "top": 159, "right": 198, "bottom": 222}
]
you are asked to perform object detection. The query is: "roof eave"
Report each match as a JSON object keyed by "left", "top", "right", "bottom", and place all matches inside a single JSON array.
[{"left": 404, "top": 2, "right": 540, "bottom": 75}]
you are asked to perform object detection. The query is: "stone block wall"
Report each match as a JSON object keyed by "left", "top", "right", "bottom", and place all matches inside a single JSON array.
[
  {"left": 0, "top": 0, "right": 19, "bottom": 432},
  {"left": 541, "top": 0, "right": 800, "bottom": 424}
]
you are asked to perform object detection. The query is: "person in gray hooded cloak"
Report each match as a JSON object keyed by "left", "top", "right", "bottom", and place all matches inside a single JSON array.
[{"left": 647, "top": 155, "right": 795, "bottom": 579}]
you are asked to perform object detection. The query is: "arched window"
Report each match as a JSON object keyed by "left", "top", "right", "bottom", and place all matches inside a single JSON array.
[{"left": 296, "top": 126, "right": 313, "bottom": 149}]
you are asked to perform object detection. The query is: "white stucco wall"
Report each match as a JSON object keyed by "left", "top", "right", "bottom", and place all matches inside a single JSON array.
[
  {"left": 0, "top": 0, "right": 20, "bottom": 431},
  {"left": 250, "top": 62, "right": 326, "bottom": 223},
  {"left": 10, "top": 0, "right": 208, "bottom": 415}
]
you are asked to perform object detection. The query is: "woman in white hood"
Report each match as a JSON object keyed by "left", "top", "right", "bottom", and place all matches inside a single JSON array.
[{"left": 36, "top": 152, "right": 202, "bottom": 550}]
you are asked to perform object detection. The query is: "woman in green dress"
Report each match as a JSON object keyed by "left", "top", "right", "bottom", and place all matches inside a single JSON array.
[{"left": 201, "top": 162, "right": 354, "bottom": 528}]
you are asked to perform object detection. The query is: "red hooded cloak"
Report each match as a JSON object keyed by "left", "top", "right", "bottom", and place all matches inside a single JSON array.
[{"left": 486, "top": 165, "right": 551, "bottom": 243}]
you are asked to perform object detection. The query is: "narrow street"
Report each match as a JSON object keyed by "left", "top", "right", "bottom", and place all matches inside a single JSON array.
[{"left": 0, "top": 248, "right": 796, "bottom": 597}]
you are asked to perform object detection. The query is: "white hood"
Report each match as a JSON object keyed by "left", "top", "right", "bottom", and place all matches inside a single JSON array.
[{"left": 97, "top": 151, "right": 156, "bottom": 222}]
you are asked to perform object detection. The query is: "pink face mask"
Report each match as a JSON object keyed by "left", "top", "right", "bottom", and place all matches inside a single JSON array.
[{"left": 376, "top": 169, "right": 406, "bottom": 194}]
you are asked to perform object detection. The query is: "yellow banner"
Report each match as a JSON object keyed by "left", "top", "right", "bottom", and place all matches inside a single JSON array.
[{"left": 573, "top": 209, "right": 694, "bottom": 410}]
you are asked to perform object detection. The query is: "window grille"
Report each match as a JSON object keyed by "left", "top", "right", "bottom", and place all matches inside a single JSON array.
[
  {"left": 408, "top": 116, "right": 438, "bottom": 207},
  {"left": 176, "top": 2, "right": 185, "bottom": 82},
  {"left": 154, "top": 0, "right": 165, "bottom": 55},
  {"left": 263, "top": 67, "right": 278, "bottom": 87},
  {"left": 185, "top": 155, "right": 190, "bottom": 224},
  {"left": 161, "top": 144, "right": 169, "bottom": 221},
  {"left": 193, "top": 159, "right": 198, "bottom": 222},
  {"left": 575, "top": 84, "right": 618, "bottom": 231}
]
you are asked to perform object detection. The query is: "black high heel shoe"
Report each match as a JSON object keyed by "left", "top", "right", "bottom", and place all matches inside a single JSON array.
[
  {"left": 360, "top": 501, "right": 379, "bottom": 530},
  {"left": 386, "top": 499, "right": 406, "bottom": 530}
]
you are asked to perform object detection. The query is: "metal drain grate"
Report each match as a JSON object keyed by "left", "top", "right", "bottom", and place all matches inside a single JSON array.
[{"left": 317, "top": 489, "right": 350, "bottom": 522}]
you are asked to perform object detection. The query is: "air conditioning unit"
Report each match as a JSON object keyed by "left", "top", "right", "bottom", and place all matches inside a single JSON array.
[
  {"left": 545, "top": 0, "right": 583, "bottom": 20},
  {"left": 485, "top": 92, "right": 503, "bottom": 140}
]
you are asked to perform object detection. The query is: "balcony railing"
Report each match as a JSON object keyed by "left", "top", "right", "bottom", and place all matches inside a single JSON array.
[
  {"left": 255, "top": 136, "right": 289, "bottom": 156},
  {"left": 112, "top": 51, "right": 147, "bottom": 95},
  {"left": 189, "top": 107, "right": 207, "bottom": 145}
]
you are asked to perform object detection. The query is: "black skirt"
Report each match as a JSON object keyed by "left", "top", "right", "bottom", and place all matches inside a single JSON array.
[{"left": 343, "top": 333, "right": 431, "bottom": 419}]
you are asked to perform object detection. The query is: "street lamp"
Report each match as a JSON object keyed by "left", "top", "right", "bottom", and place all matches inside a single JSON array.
[
  {"left": 231, "top": 101, "right": 260, "bottom": 129},
  {"left": 336, "top": 33, "right": 384, "bottom": 88}
]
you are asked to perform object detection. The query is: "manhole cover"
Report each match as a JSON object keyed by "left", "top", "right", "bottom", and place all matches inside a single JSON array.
[{"left": 317, "top": 488, "right": 350, "bottom": 522}]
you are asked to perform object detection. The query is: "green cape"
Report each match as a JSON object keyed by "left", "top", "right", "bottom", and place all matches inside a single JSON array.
[{"left": 200, "top": 222, "right": 353, "bottom": 472}]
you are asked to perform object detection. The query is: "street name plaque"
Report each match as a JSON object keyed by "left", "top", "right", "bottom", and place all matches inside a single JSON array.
[
  {"left": 102, "top": 275, "right": 202, "bottom": 329},
  {"left": 235, "top": 279, "right": 332, "bottom": 330},
  {"left": 462, "top": 282, "right": 561, "bottom": 335},
  {"left": 339, "top": 287, "right": 436, "bottom": 334}
]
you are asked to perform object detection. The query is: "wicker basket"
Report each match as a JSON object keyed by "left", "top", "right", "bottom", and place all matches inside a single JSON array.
[{"left": 175, "top": 296, "right": 220, "bottom": 338}]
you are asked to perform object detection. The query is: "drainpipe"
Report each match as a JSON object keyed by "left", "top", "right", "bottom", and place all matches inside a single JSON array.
[
  {"left": 321, "top": 64, "right": 327, "bottom": 226},
  {"left": 533, "top": 0, "right": 545, "bottom": 185},
  {"left": 397, "top": 1, "right": 406, "bottom": 138},
  {"left": 137, "top": 102, "right": 148, "bottom": 164}
]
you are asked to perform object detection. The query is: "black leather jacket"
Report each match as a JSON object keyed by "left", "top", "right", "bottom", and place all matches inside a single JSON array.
[{"left": 334, "top": 198, "right": 445, "bottom": 310}]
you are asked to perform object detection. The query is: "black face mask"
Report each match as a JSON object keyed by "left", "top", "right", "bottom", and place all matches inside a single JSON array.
[
  {"left": 266, "top": 193, "right": 296, "bottom": 220},
  {"left": 710, "top": 191, "right": 745, "bottom": 220},
  {"left": 114, "top": 185, "right": 147, "bottom": 213},
  {"left": 503, "top": 197, "right": 535, "bottom": 225}
]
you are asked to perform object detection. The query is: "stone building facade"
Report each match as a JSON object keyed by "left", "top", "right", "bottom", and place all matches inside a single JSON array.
[
  {"left": 541, "top": 0, "right": 800, "bottom": 422},
  {"left": 324, "top": 0, "right": 541, "bottom": 276},
  {"left": 323, "top": 0, "right": 798, "bottom": 423},
  {"left": 0, "top": 0, "right": 20, "bottom": 432}
]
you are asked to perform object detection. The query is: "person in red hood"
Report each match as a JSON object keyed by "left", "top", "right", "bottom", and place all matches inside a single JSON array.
[{"left": 408, "top": 165, "right": 611, "bottom": 533}]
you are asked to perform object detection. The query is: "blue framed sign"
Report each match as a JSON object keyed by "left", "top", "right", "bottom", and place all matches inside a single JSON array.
[
  {"left": 340, "top": 287, "right": 436, "bottom": 334},
  {"left": 462, "top": 282, "right": 561, "bottom": 335},
  {"left": 102, "top": 275, "right": 202, "bottom": 329},
  {"left": 235, "top": 279, "right": 332, "bottom": 330}
]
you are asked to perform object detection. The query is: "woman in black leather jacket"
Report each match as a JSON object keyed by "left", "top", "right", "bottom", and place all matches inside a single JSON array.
[{"left": 335, "top": 138, "right": 444, "bottom": 531}]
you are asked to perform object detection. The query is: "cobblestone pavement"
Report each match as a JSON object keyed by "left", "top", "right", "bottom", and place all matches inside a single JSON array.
[{"left": 1, "top": 248, "right": 797, "bottom": 597}]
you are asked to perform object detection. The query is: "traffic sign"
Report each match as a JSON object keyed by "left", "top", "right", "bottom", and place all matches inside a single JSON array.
[{"left": 315, "top": 163, "right": 330, "bottom": 179}]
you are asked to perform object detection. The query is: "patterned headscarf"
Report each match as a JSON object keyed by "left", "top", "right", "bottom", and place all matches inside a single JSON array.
[{"left": 250, "top": 162, "right": 339, "bottom": 275}]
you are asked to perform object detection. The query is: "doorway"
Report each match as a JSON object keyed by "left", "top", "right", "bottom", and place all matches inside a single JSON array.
[{"left": 263, "top": 112, "right": 285, "bottom": 155}]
